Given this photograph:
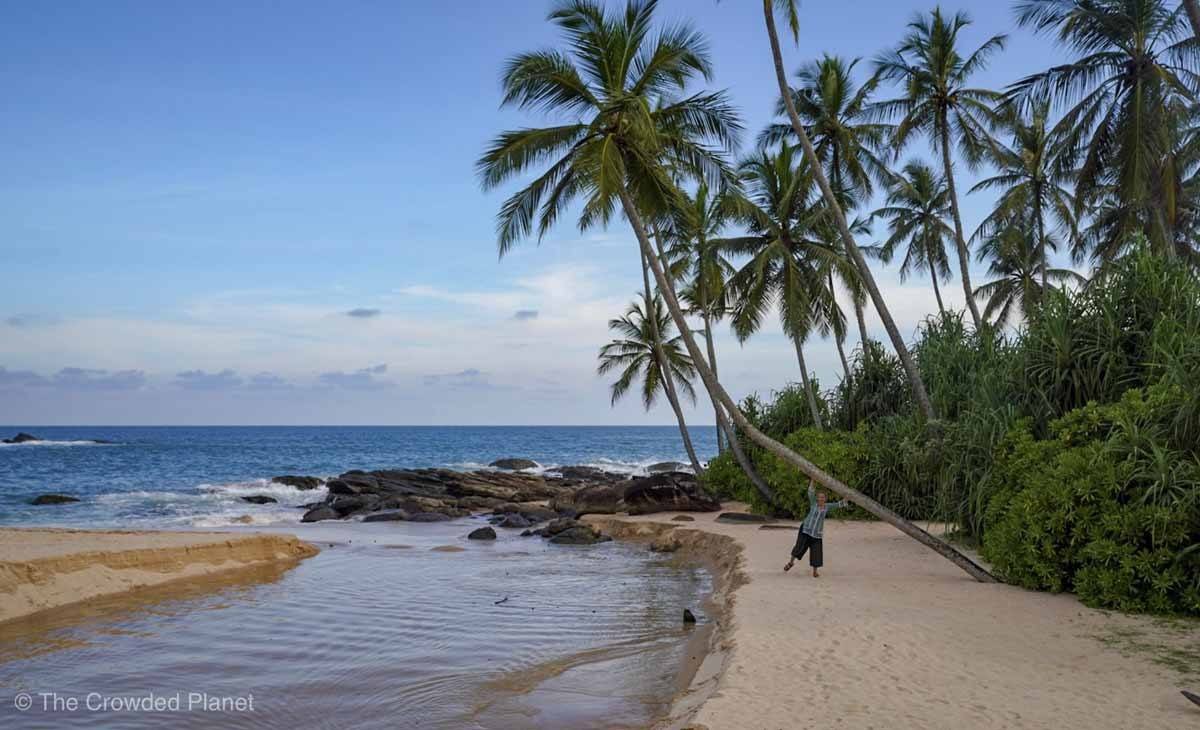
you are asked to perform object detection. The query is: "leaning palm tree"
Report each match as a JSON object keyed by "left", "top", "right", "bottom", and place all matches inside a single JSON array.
[
  {"left": 1010, "top": 0, "right": 1199, "bottom": 260},
  {"left": 873, "top": 8, "right": 1007, "bottom": 330},
  {"left": 721, "top": 144, "right": 841, "bottom": 430},
  {"left": 1187, "top": 0, "right": 1200, "bottom": 40},
  {"left": 970, "top": 99, "right": 1075, "bottom": 295},
  {"left": 871, "top": 161, "right": 955, "bottom": 315},
  {"left": 974, "top": 223, "right": 1086, "bottom": 326},
  {"left": 598, "top": 297, "right": 704, "bottom": 470},
  {"left": 759, "top": 0, "right": 937, "bottom": 422},
  {"left": 481, "top": 0, "right": 993, "bottom": 581}
]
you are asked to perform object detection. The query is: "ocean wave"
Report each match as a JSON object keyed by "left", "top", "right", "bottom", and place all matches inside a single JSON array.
[
  {"left": 0, "top": 439, "right": 115, "bottom": 448},
  {"left": 89, "top": 478, "right": 328, "bottom": 528}
]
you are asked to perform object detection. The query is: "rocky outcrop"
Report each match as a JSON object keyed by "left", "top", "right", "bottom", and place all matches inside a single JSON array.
[
  {"left": 300, "top": 505, "right": 339, "bottom": 523},
  {"left": 551, "top": 466, "right": 629, "bottom": 484},
  {"left": 489, "top": 458, "right": 539, "bottom": 471},
  {"left": 647, "top": 461, "right": 687, "bottom": 473},
  {"left": 241, "top": 495, "right": 278, "bottom": 505},
  {"left": 549, "top": 525, "right": 611, "bottom": 545},
  {"left": 468, "top": 526, "right": 497, "bottom": 540},
  {"left": 31, "top": 494, "right": 80, "bottom": 505},
  {"left": 552, "top": 472, "right": 720, "bottom": 517},
  {"left": 4, "top": 433, "right": 41, "bottom": 444},
  {"left": 407, "top": 512, "right": 452, "bottom": 522},
  {"left": 362, "top": 510, "right": 408, "bottom": 522},
  {"left": 272, "top": 476, "right": 323, "bottom": 491}
]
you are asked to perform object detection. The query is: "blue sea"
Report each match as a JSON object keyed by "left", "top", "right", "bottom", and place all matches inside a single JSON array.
[{"left": 0, "top": 425, "right": 717, "bottom": 528}]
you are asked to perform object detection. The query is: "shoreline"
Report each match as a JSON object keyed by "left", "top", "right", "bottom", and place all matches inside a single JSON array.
[
  {"left": 592, "top": 509, "right": 1200, "bottom": 730},
  {"left": 0, "top": 528, "right": 319, "bottom": 624}
]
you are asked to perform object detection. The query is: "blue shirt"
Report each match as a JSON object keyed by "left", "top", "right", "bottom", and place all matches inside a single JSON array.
[{"left": 800, "top": 482, "right": 846, "bottom": 539}]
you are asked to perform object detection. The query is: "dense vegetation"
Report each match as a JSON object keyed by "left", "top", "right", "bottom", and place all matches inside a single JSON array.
[
  {"left": 480, "top": 0, "right": 1200, "bottom": 604},
  {"left": 707, "top": 246, "right": 1200, "bottom": 614}
]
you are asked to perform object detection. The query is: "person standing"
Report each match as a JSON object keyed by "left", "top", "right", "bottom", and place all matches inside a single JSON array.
[{"left": 784, "top": 480, "right": 850, "bottom": 577}]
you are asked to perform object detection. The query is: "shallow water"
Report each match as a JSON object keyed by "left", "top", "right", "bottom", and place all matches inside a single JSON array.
[{"left": 0, "top": 520, "right": 712, "bottom": 729}]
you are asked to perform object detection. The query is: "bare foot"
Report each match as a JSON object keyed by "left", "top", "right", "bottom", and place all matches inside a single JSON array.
[
  {"left": 812, "top": 568, "right": 820, "bottom": 578},
  {"left": 783, "top": 559, "right": 794, "bottom": 573}
]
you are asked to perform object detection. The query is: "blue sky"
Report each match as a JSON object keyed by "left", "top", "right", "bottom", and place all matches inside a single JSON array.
[{"left": 1, "top": 1, "right": 1071, "bottom": 425}]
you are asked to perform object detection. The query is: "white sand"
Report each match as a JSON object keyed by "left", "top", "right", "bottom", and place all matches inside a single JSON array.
[
  {"left": 0, "top": 528, "right": 318, "bottom": 623},
  {"left": 591, "top": 509, "right": 1199, "bottom": 730}
]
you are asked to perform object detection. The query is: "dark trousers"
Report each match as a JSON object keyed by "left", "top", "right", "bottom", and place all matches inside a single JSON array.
[{"left": 791, "top": 530, "right": 823, "bottom": 568}]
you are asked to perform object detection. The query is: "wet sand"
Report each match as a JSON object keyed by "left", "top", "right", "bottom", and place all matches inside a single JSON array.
[
  {"left": 0, "top": 528, "right": 318, "bottom": 623},
  {"left": 591, "top": 508, "right": 1200, "bottom": 730}
]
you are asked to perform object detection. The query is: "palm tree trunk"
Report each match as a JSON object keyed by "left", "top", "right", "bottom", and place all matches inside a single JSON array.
[
  {"left": 762, "top": 0, "right": 935, "bottom": 422},
  {"left": 715, "top": 404, "right": 778, "bottom": 506},
  {"left": 639, "top": 247, "right": 705, "bottom": 476},
  {"left": 1035, "top": 195, "right": 1047, "bottom": 299},
  {"left": 938, "top": 120, "right": 983, "bottom": 329},
  {"left": 792, "top": 336, "right": 825, "bottom": 430},
  {"left": 702, "top": 310, "right": 726, "bottom": 453},
  {"left": 1185, "top": 0, "right": 1200, "bottom": 41},
  {"left": 854, "top": 296, "right": 870, "bottom": 350},
  {"left": 930, "top": 266, "right": 946, "bottom": 314},
  {"left": 828, "top": 271, "right": 851, "bottom": 381},
  {"left": 618, "top": 185, "right": 995, "bottom": 583}
]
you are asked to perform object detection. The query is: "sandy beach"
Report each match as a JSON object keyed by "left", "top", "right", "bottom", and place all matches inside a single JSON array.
[
  {"left": 0, "top": 528, "right": 318, "bottom": 624},
  {"left": 590, "top": 509, "right": 1200, "bottom": 730}
]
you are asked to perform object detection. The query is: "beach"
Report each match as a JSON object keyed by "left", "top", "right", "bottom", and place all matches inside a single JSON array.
[{"left": 591, "top": 509, "right": 1200, "bottom": 730}]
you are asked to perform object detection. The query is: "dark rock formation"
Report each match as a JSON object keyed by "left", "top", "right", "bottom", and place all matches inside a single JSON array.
[
  {"left": 4, "top": 433, "right": 41, "bottom": 444},
  {"left": 407, "top": 512, "right": 452, "bottom": 522},
  {"left": 671, "top": 515, "right": 696, "bottom": 522},
  {"left": 272, "top": 475, "right": 323, "bottom": 490},
  {"left": 548, "top": 525, "right": 611, "bottom": 545},
  {"left": 683, "top": 609, "right": 697, "bottom": 623},
  {"left": 541, "top": 517, "right": 582, "bottom": 537},
  {"left": 31, "top": 493, "right": 80, "bottom": 505},
  {"left": 647, "top": 461, "right": 687, "bottom": 473},
  {"left": 623, "top": 472, "right": 720, "bottom": 515},
  {"left": 552, "top": 465, "right": 629, "bottom": 484},
  {"left": 301, "top": 505, "right": 340, "bottom": 522},
  {"left": 489, "top": 458, "right": 539, "bottom": 471},
  {"left": 496, "top": 514, "right": 531, "bottom": 529},
  {"left": 240, "top": 495, "right": 278, "bottom": 505},
  {"left": 715, "top": 512, "right": 772, "bottom": 524},
  {"left": 468, "top": 526, "right": 497, "bottom": 540},
  {"left": 362, "top": 510, "right": 409, "bottom": 522}
]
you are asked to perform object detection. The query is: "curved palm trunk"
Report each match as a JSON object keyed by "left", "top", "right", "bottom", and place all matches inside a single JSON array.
[
  {"left": 938, "top": 121, "right": 984, "bottom": 329},
  {"left": 619, "top": 186, "right": 995, "bottom": 583},
  {"left": 762, "top": 0, "right": 935, "bottom": 422},
  {"left": 702, "top": 310, "right": 726, "bottom": 453},
  {"left": 1034, "top": 195, "right": 1047, "bottom": 299},
  {"left": 854, "top": 296, "right": 870, "bottom": 349},
  {"left": 792, "top": 336, "right": 825, "bottom": 429},
  {"left": 828, "top": 271, "right": 852, "bottom": 381},
  {"left": 639, "top": 247, "right": 704, "bottom": 476},
  {"left": 930, "top": 266, "right": 946, "bottom": 314},
  {"left": 1186, "top": 0, "right": 1200, "bottom": 41},
  {"left": 715, "top": 404, "right": 779, "bottom": 506}
]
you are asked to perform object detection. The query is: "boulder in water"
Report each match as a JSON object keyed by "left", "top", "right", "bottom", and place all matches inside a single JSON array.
[
  {"left": 240, "top": 495, "right": 278, "bottom": 505},
  {"left": 683, "top": 609, "right": 697, "bottom": 624},
  {"left": 301, "top": 505, "right": 340, "bottom": 523},
  {"left": 623, "top": 472, "right": 720, "bottom": 515},
  {"left": 362, "top": 510, "right": 409, "bottom": 522},
  {"left": 489, "top": 458, "right": 539, "bottom": 471},
  {"left": 272, "top": 475, "right": 323, "bottom": 491},
  {"left": 31, "top": 493, "right": 80, "bottom": 505},
  {"left": 4, "top": 433, "right": 41, "bottom": 444},
  {"left": 497, "top": 513, "right": 531, "bottom": 529},
  {"left": 407, "top": 512, "right": 452, "bottom": 522},
  {"left": 468, "top": 526, "right": 497, "bottom": 540},
  {"left": 548, "top": 525, "right": 611, "bottom": 545}
]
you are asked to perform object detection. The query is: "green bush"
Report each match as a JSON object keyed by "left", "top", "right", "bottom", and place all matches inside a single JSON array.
[{"left": 756, "top": 427, "right": 870, "bottom": 519}]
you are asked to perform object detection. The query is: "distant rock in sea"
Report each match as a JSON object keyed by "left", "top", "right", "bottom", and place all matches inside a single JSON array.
[
  {"left": 241, "top": 495, "right": 278, "bottom": 504},
  {"left": 31, "top": 494, "right": 81, "bottom": 505},
  {"left": 489, "top": 458, "right": 539, "bottom": 471},
  {"left": 272, "top": 475, "right": 324, "bottom": 490},
  {"left": 4, "top": 433, "right": 41, "bottom": 444},
  {"left": 647, "top": 461, "right": 686, "bottom": 473}
]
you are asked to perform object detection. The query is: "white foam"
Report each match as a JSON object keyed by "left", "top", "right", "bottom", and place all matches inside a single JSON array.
[{"left": 0, "top": 439, "right": 113, "bottom": 448}]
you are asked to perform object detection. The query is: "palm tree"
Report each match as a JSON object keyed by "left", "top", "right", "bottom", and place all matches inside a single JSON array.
[
  {"left": 721, "top": 144, "right": 841, "bottom": 430},
  {"left": 598, "top": 297, "right": 704, "bottom": 469},
  {"left": 871, "top": 161, "right": 955, "bottom": 314},
  {"left": 1011, "top": 0, "right": 1198, "bottom": 260},
  {"left": 973, "top": 223, "right": 1086, "bottom": 325},
  {"left": 873, "top": 7, "right": 1007, "bottom": 330},
  {"left": 970, "top": 99, "right": 1075, "bottom": 296},
  {"left": 1187, "top": 0, "right": 1200, "bottom": 40},
  {"left": 482, "top": 0, "right": 993, "bottom": 581},
  {"left": 760, "top": 0, "right": 937, "bottom": 423}
]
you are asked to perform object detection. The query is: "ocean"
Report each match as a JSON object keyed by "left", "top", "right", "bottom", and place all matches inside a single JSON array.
[{"left": 0, "top": 425, "right": 718, "bottom": 528}]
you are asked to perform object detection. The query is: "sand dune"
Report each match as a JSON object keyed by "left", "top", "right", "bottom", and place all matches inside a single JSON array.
[
  {"left": 0, "top": 528, "right": 318, "bottom": 623},
  {"left": 591, "top": 509, "right": 1199, "bottom": 730}
]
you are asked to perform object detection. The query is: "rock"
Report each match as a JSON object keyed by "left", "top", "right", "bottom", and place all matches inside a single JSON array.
[
  {"left": 564, "top": 484, "right": 624, "bottom": 516},
  {"left": 329, "top": 495, "right": 378, "bottom": 516},
  {"left": 683, "top": 609, "right": 697, "bottom": 624},
  {"left": 240, "top": 495, "right": 278, "bottom": 505},
  {"left": 407, "top": 512, "right": 452, "bottom": 522},
  {"left": 301, "top": 505, "right": 340, "bottom": 522},
  {"left": 552, "top": 465, "right": 628, "bottom": 483},
  {"left": 671, "top": 515, "right": 696, "bottom": 522},
  {"left": 3, "top": 432, "right": 41, "bottom": 444},
  {"left": 272, "top": 475, "right": 323, "bottom": 490},
  {"left": 362, "top": 510, "right": 409, "bottom": 522},
  {"left": 497, "top": 513, "right": 531, "bottom": 529},
  {"left": 30, "top": 493, "right": 80, "bottom": 505},
  {"left": 519, "top": 529, "right": 536, "bottom": 537},
  {"left": 548, "top": 525, "right": 611, "bottom": 545},
  {"left": 468, "top": 526, "right": 497, "bottom": 540},
  {"left": 489, "top": 458, "right": 539, "bottom": 471},
  {"left": 516, "top": 505, "right": 557, "bottom": 523},
  {"left": 542, "top": 517, "right": 581, "bottom": 537},
  {"left": 623, "top": 472, "right": 720, "bottom": 515},
  {"left": 647, "top": 461, "right": 687, "bottom": 473},
  {"left": 715, "top": 512, "right": 772, "bottom": 524}
]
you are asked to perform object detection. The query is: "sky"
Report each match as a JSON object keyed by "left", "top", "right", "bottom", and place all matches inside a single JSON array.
[{"left": 1, "top": 0, "right": 1075, "bottom": 425}]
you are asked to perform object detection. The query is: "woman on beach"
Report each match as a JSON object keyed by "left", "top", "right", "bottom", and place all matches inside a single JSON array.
[{"left": 784, "top": 480, "right": 850, "bottom": 578}]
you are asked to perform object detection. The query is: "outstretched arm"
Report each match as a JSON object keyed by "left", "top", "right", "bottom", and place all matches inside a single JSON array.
[{"left": 807, "top": 479, "right": 816, "bottom": 507}]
